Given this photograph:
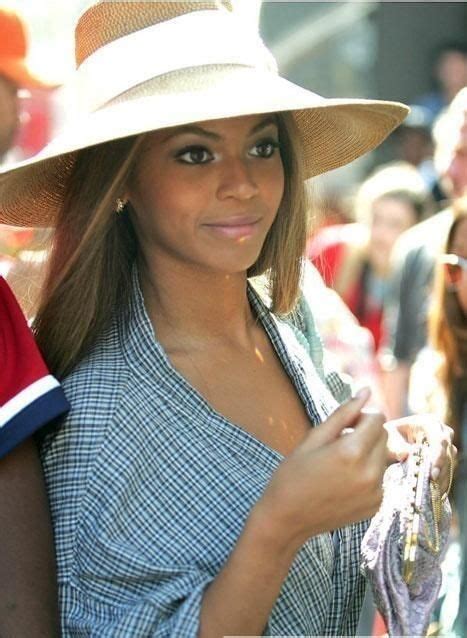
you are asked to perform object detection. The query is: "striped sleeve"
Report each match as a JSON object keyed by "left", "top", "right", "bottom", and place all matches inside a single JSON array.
[{"left": 0, "top": 276, "right": 69, "bottom": 458}]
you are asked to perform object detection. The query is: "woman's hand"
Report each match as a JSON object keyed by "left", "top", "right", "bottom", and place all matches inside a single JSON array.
[
  {"left": 384, "top": 415, "right": 456, "bottom": 496},
  {"left": 254, "top": 389, "right": 388, "bottom": 553}
]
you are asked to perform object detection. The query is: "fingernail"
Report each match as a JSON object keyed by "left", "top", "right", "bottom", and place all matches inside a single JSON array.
[
  {"left": 353, "top": 387, "right": 371, "bottom": 402},
  {"left": 431, "top": 467, "right": 440, "bottom": 481}
]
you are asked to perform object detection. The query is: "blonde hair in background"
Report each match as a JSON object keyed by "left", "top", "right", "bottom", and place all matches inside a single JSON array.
[
  {"left": 34, "top": 112, "right": 309, "bottom": 379},
  {"left": 353, "top": 161, "right": 431, "bottom": 226}
]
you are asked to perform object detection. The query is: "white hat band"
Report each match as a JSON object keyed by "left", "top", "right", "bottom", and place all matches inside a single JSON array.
[{"left": 74, "top": 9, "right": 278, "bottom": 113}]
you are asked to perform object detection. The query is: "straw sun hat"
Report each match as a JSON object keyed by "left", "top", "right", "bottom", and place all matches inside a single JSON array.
[{"left": 0, "top": 1, "right": 409, "bottom": 228}]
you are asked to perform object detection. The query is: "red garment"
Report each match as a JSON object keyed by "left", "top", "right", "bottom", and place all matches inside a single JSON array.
[
  {"left": 0, "top": 277, "right": 69, "bottom": 457},
  {"left": 307, "top": 224, "right": 384, "bottom": 350}
]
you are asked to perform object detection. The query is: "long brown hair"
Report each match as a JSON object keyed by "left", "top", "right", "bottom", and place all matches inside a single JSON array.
[
  {"left": 34, "top": 112, "right": 309, "bottom": 379},
  {"left": 429, "top": 203, "right": 467, "bottom": 447}
]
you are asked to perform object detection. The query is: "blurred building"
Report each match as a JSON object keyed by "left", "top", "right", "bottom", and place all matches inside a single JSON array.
[
  {"left": 260, "top": 1, "right": 466, "bottom": 189},
  {"left": 262, "top": 2, "right": 465, "bottom": 103}
]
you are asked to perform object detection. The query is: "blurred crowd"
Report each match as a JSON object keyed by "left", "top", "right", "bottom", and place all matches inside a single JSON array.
[
  {"left": 0, "top": 5, "right": 466, "bottom": 638},
  {"left": 307, "top": 45, "right": 467, "bottom": 636}
]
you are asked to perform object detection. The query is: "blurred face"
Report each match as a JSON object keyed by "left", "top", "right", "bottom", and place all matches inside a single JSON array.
[
  {"left": 444, "top": 118, "right": 467, "bottom": 198},
  {"left": 399, "top": 128, "right": 432, "bottom": 166},
  {"left": 0, "top": 75, "right": 19, "bottom": 159},
  {"left": 437, "top": 51, "right": 467, "bottom": 95},
  {"left": 368, "top": 195, "right": 418, "bottom": 273},
  {"left": 127, "top": 114, "right": 285, "bottom": 276},
  {"left": 449, "top": 217, "right": 467, "bottom": 316}
]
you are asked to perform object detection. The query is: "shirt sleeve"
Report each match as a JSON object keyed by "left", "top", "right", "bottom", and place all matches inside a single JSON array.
[
  {"left": 0, "top": 277, "right": 69, "bottom": 458},
  {"left": 57, "top": 428, "right": 219, "bottom": 637},
  {"left": 63, "top": 571, "right": 212, "bottom": 637}
]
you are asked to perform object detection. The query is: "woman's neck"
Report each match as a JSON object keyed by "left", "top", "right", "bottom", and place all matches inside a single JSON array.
[{"left": 138, "top": 255, "right": 258, "bottom": 352}]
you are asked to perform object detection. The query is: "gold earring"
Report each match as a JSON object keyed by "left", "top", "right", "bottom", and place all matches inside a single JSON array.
[{"left": 115, "top": 198, "right": 126, "bottom": 214}]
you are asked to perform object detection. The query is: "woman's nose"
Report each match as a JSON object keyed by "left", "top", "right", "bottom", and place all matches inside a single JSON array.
[{"left": 217, "top": 158, "right": 259, "bottom": 201}]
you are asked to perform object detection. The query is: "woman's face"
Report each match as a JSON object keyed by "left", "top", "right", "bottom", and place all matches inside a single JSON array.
[
  {"left": 444, "top": 118, "right": 467, "bottom": 199},
  {"left": 126, "top": 114, "right": 285, "bottom": 276},
  {"left": 450, "top": 217, "right": 467, "bottom": 316},
  {"left": 368, "top": 195, "right": 418, "bottom": 273}
]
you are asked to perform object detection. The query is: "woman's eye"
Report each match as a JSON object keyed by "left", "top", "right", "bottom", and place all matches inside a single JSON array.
[
  {"left": 250, "top": 139, "right": 280, "bottom": 159},
  {"left": 176, "top": 146, "right": 213, "bottom": 164}
]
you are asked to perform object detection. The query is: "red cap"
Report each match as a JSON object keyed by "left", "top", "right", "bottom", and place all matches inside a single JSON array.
[{"left": 0, "top": 8, "right": 57, "bottom": 89}]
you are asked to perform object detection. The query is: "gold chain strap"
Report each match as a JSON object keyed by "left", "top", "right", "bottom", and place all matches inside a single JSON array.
[
  {"left": 441, "top": 448, "right": 454, "bottom": 503},
  {"left": 403, "top": 438, "right": 443, "bottom": 584},
  {"left": 426, "top": 479, "right": 441, "bottom": 554}
]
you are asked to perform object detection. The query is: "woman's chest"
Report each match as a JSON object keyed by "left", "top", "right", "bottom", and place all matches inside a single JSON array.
[
  {"left": 168, "top": 335, "right": 314, "bottom": 457},
  {"left": 209, "top": 364, "right": 312, "bottom": 456}
]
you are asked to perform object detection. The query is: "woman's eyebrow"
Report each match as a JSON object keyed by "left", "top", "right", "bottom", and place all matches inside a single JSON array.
[
  {"left": 161, "top": 116, "right": 279, "bottom": 144},
  {"left": 249, "top": 116, "right": 279, "bottom": 135},
  {"left": 162, "top": 125, "right": 220, "bottom": 143}
]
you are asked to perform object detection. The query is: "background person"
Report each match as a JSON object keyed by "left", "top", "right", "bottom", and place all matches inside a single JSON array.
[
  {"left": 408, "top": 204, "right": 467, "bottom": 637},
  {"left": 0, "top": 7, "right": 67, "bottom": 636},
  {"left": 308, "top": 162, "right": 431, "bottom": 351},
  {"left": 0, "top": 6, "right": 56, "bottom": 165},
  {"left": 0, "top": 6, "right": 57, "bottom": 313},
  {"left": 391, "top": 104, "right": 448, "bottom": 204},
  {"left": 381, "top": 88, "right": 467, "bottom": 419},
  {"left": 0, "top": 275, "right": 69, "bottom": 636},
  {"left": 415, "top": 41, "right": 467, "bottom": 120}
]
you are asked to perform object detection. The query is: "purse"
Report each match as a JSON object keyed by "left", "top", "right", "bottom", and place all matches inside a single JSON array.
[{"left": 361, "top": 437, "right": 452, "bottom": 637}]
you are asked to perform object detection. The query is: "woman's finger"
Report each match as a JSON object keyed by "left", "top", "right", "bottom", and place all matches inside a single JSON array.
[
  {"left": 303, "top": 387, "right": 372, "bottom": 450},
  {"left": 335, "top": 409, "right": 388, "bottom": 474},
  {"left": 384, "top": 425, "right": 413, "bottom": 463},
  {"left": 383, "top": 416, "right": 457, "bottom": 496}
]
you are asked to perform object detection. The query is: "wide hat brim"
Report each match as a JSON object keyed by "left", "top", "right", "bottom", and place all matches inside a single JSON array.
[{"left": 0, "top": 65, "right": 408, "bottom": 227}]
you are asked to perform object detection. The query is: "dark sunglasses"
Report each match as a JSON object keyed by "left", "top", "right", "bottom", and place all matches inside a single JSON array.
[{"left": 439, "top": 253, "right": 467, "bottom": 285}]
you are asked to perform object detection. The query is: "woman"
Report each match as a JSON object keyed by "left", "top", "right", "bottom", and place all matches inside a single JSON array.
[
  {"left": 429, "top": 207, "right": 467, "bottom": 456},
  {"left": 0, "top": 2, "right": 454, "bottom": 636},
  {"left": 308, "top": 163, "right": 431, "bottom": 350},
  {"left": 409, "top": 204, "right": 467, "bottom": 635},
  {"left": 434, "top": 207, "right": 467, "bottom": 638}
]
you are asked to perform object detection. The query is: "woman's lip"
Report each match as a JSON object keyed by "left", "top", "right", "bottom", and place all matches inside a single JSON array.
[
  {"left": 202, "top": 219, "right": 261, "bottom": 239},
  {"left": 204, "top": 215, "right": 261, "bottom": 226}
]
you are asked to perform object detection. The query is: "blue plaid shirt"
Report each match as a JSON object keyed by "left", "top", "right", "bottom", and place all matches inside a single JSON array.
[{"left": 41, "top": 269, "right": 367, "bottom": 637}]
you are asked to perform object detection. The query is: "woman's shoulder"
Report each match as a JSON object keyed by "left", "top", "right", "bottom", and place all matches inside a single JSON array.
[{"left": 40, "top": 318, "right": 135, "bottom": 471}]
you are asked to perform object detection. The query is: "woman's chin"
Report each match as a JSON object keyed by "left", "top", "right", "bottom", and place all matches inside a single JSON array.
[{"left": 200, "top": 244, "right": 265, "bottom": 275}]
